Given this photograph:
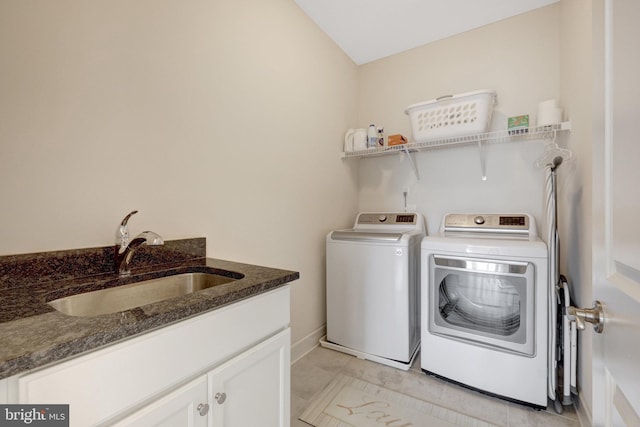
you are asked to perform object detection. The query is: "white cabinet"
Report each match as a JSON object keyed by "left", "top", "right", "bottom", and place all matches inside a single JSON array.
[
  {"left": 6, "top": 286, "right": 291, "bottom": 427},
  {"left": 115, "top": 329, "right": 290, "bottom": 427}
]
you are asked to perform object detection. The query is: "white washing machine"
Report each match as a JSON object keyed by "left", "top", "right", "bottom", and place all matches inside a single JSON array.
[
  {"left": 321, "top": 212, "right": 426, "bottom": 370},
  {"left": 421, "top": 213, "right": 548, "bottom": 408}
]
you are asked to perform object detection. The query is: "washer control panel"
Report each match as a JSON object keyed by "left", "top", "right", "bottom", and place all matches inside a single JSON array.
[
  {"left": 357, "top": 213, "right": 417, "bottom": 225},
  {"left": 444, "top": 214, "right": 530, "bottom": 235}
]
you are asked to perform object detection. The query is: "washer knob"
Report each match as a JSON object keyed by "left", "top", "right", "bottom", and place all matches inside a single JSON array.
[
  {"left": 378, "top": 215, "right": 387, "bottom": 223},
  {"left": 473, "top": 216, "right": 485, "bottom": 225}
]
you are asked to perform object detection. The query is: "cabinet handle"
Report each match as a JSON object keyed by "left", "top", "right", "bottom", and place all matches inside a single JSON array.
[
  {"left": 214, "top": 392, "right": 227, "bottom": 404},
  {"left": 197, "top": 403, "right": 209, "bottom": 416}
]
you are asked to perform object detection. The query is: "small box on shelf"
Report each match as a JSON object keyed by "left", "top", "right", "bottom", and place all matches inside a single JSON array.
[
  {"left": 508, "top": 115, "right": 529, "bottom": 135},
  {"left": 388, "top": 134, "right": 407, "bottom": 146}
]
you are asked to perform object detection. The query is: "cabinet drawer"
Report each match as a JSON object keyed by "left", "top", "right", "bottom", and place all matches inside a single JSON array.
[{"left": 16, "top": 287, "right": 290, "bottom": 426}]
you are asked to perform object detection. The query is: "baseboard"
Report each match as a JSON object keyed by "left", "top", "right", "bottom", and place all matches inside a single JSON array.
[
  {"left": 574, "top": 392, "right": 591, "bottom": 427},
  {"left": 291, "top": 324, "right": 325, "bottom": 364}
]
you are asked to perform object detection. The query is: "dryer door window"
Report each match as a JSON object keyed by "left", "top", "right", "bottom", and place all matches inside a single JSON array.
[
  {"left": 429, "top": 255, "right": 535, "bottom": 356},
  {"left": 439, "top": 273, "right": 522, "bottom": 337}
]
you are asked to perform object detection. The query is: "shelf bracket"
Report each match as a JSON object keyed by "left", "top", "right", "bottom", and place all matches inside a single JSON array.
[
  {"left": 477, "top": 138, "right": 487, "bottom": 181},
  {"left": 401, "top": 145, "right": 420, "bottom": 180}
]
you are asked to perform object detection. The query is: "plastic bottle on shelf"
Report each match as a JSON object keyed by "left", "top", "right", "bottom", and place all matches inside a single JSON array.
[
  {"left": 377, "top": 127, "right": 384, "bottom": 147},
  {"left": 367, "top": 124, "right": 377, "bottom": 148}
]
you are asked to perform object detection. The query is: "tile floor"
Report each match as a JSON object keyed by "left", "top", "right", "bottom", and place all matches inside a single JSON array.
[{"left": 291, "top": 346, "right": 581, "bottom": 427}]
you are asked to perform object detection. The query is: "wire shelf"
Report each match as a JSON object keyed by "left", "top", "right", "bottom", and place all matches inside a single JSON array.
[{"left": 341, "top": 122, "right": 571, "bottom": 159}]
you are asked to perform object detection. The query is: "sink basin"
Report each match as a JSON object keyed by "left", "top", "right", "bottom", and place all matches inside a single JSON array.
[{"left": 48, "top": 272, "right": 237, "bottom": 317}]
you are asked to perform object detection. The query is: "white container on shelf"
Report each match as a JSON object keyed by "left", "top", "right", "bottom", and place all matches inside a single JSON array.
[
  {"left": 367, "top": 124, "right": 377, "bottom": 148},
  {"left": 404, "top": 90, "right": 497, "bottom": 142},
  {"left": 344, "top": 128, "right": 367, "bottom": 152}
]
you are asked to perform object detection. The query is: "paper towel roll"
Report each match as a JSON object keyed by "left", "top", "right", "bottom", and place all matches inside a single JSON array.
[
  {"left": 538, "top": 99, "right": 558, "bottom": 111},
  {"left": 537, "top": 107, "right": 563, "bottom": 127}
]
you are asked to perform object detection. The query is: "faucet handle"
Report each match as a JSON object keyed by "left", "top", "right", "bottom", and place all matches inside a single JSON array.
[{"left": 116, "top": 210, "right": 139, "bottom": 248}]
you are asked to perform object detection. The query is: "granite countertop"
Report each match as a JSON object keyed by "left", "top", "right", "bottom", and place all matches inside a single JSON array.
[{"left": 0, "top": 238, "right": 299, "bottom": 380}]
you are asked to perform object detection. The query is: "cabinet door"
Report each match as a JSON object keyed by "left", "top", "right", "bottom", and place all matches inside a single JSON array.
[
  {"left": 112, "top": 376, "right": 208, "bottom": 427},
  {"left": 208, "top": 329, "right": 290, "bottom": 427}
]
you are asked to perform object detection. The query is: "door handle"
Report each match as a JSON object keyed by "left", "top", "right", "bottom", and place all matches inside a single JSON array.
[{"left": 567, "top": 300, "right": 605, "bottom": 333}]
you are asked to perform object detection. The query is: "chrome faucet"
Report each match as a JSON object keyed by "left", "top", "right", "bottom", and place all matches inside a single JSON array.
[{"left": 115, "top": 210, "right": 164, "bottom": 276}]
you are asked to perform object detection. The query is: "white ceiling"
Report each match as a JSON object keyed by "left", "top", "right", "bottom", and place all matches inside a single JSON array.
[{"left": 294, "top": 0, "right": 559, "bottom": 65}]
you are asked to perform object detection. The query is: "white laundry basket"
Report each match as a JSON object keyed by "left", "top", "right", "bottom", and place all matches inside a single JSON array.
[{"left": 405, "top": 90, "right": 497, "bottom": 142}]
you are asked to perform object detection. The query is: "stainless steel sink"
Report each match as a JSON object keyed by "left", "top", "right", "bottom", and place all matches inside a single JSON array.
[{"left": 48, "top": 272, "right": 237, "bottom": 317}]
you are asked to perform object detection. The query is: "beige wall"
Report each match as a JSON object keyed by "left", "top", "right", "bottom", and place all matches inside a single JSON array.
[
  {"left": 0, "top": 0, "right": 359, "bottom": 349},
  {"left": 355, "top": 4, "right": 561, "bottom": 234},
  {"left": 560, "top": 0, "right": 595, "bottom": 423}
]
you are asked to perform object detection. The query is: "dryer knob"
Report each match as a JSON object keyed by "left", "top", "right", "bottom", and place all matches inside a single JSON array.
[
  {"left": 378, "top": 215, "right": 387, "bottom": 223},
  {"left": 473, "top": 216, "right": 485, "bottom": 225}
]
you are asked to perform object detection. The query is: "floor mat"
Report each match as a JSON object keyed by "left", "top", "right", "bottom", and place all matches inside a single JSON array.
[{"left": 299, "top": 373, "right": 497, "bottom": 427}]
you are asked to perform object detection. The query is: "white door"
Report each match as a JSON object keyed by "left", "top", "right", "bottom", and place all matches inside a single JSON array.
[
  {"left": 591, "top": 0, "right": 640, "bottom": 425},
  {"left": 208, "top": 329, "right": 290, "bottom": 427}
]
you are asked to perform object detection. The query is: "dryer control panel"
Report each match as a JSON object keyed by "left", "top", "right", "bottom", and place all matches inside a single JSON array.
[{"left": 444, "top": 214, "right": 531, "bottom": 236}]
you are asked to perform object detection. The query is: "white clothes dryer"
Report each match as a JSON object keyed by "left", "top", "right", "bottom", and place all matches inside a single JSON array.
[
  {"left": 322, "top": 212, "right": 426, "bottom": 370},
  {"left": 421, "top": 213, "right": 548, "bottom": 408}
]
